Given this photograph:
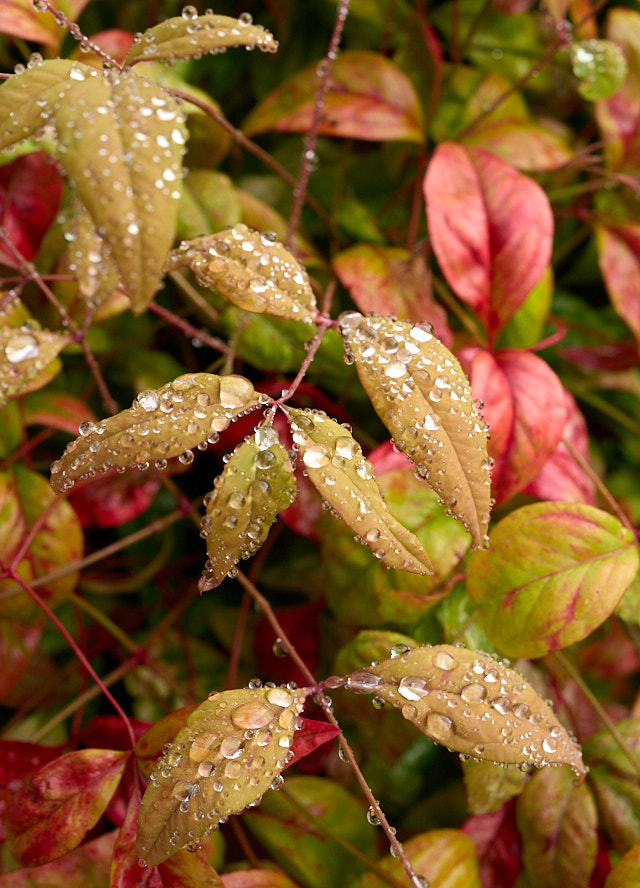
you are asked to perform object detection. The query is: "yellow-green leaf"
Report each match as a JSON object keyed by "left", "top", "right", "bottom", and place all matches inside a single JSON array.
[
  {"left": 166, "top": 224, "right": 316, "bottom": 323},
  {"left": 64, "top": 203, "right": 122, "bottom": 319},
  {"left": 346, "top": 644, "right": 586, "bottom": 777},
  {"left": 339, "top": 312, "right": 491, "bottom": 547},
  {"left": 50, "top": 373, "right": 260, "bottom": 494},
  {"left": 0, "top": 60, "right": 74, "bottom": 149},
  {"left": 200, "top": 428, "right": 297, "bottom": 591},
  {"left": 136, "top": 685, "right": 309, "bottom": 867},
  {"left": 0, "top": 325, "right": 69, "bottom": 408},
  {"left": 124, "top": 12, "right": 278, "bottom": 67},
  {"left": 285, "top": 407, "right": 433, "bottom": 576}
]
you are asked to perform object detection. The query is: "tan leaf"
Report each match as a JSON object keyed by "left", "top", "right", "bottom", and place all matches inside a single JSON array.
[
  {"left": 0, "top": 325, "right": 69, "bottom": 409},
  {"left": 200, "top": 427, "right": 297, "bottom": 591},
  {"left": 64, "top": 204, "right": 123, "bottom": 320},
  {"left": 339, "top": 312, "right": 491, "bottom": 547},
  {"left": 285, "top": 407, "right": 433, "bottom": 576},
  {"left": 124, "top": 11, "right": 278, "bottom": 67},
  {"left": 166, "top": 224, "right": 316, "bottom": 323},
  {"left": 346, "top": 644, "right": 586, "bottom": 778},
  {"left": 0, "top": 59, "right": 74, "bottom": 149},
  {"left": 136, "top": 685, "right": 309, "bottom": 867},
  {"left": 50, "top": 373, "right": 260, "bottom": 494}
]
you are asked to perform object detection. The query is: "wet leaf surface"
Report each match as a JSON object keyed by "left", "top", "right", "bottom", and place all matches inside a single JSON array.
[
  {"left": 285, "top": 406, "right": 433, "bottom": 575},
  {"left": 339, "top": 312, "right": 491, "bottom": 546},
  {"left": 50, "top": 373, "right": 260, "bottom": 494},
  {"left": 136, "top": 686, "right": 310, "bottom": 867},
  {"left": 468, "top": 502, "right": 639, "bottom": 657},
  {"left": 0, "top": 325, "right": 69, "bottom": 408},
  {"left": 347, "top": 644, "right": 586, "bottom": 776}
]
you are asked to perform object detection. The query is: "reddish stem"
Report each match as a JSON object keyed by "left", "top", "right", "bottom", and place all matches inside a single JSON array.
[{"left": 149, "top": 302, "right": 232, "bottom": 355}]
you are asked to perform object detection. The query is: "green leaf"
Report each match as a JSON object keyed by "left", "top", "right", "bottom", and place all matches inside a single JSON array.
[
  {"left": 177, "top": 170, "right": 242, "bottom": 240},
  {"left": 123, "top": 12, "right": 278, "bottom": 66},
  {"left": 571, "top": 40, "right": 628, "bottom": 101},
  {"left": 167, "top": 224, "right": 317, "bottom": 324},
  {"left": 285, "top": 407, "right": 433, "bottom": 576},
  {"left": 495, "top": 267, "right": 554, "bottom": 349},
  {"left": 0, "top": 401, "right": 21, "bottom": 458},
  {"left": 462, "top": 758, "right": 528, "bottom": 814},
  {"left": 136, "top": 686, "right": 309, "bottom": 867},
  {"left": 339, "top": 312, "right": 491, "bottom": 546},
  {"left": 605, "top": 842, "right": 640, "bottom": 888},
  {"left": 0, "top": 466, "right": 84, "bottom": 621},
  {"left": 0, "top": 325, "right": 69, "bottom": 408},
  {"left": 467, "top": 502, "right": 640, "bottom": 658},
  {"left": 347, "top": 644, "right": 586, "bottom": 777},
  {"left": 50, "top": 373, "right": 260, "bottom": 494},
  {"left": 0, "top": 60, "right": 74, "bottom": 149},
  {"left": 200, "top": 428, "right": 297, "bottom": 591},
  {"left": 516, "top": 766, "right": 598, "bottom": 888}
]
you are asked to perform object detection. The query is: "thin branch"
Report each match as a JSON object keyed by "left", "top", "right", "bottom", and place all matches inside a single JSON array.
[{"left": 149, "top": 301, "right": 232, "bottom": 355}]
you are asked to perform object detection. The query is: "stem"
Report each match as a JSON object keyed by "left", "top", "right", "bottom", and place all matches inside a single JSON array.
[
  {"left": 149, "top": 301, "right": 232, "bottom": 355},
  {"left": 69, "top": 592, "right": 140, "bottom": 654},
  {"left": 34, "top": 0, "right": 122, "bottom": 69}
]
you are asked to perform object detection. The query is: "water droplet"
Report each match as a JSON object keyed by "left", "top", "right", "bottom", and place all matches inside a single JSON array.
[
  {"left": 346, "top": 670, "right": 382, "bottom": 694},
  {"left": 390, "top": 643, "right": 411, "bottom": 658},
  {"left": 460, "top": 683, "right": 486, "bottom": 704},
  {"left": 433, "top": 650, "right": 457, "bottom": 670},
  {"left": 255, "top": 426, "right": 279, "bottom": 450},
  {"left": 367, "top": 806, "right": 381, "bottom": 825},
  {"left": 303, "top": 446, "right": 329, "bottom": 468},
  {"left": 335, "top": 436, "right": 357, "bottom": 459},
  {"left": 179, "top": 450, "right": 194, "bottom": 465},
  {"left": 198, "top": 761, "right": 214, "bottom": 777},
  {"left": 182, "top": 5, "right": 198, "bottom": 19},
  {"left": 256, "top": 450, "right": 277, "bottom": 470},
  {"left": 172, "top": 780, "right": 199, "bottom": 801},
  {"left": 5, "top": 332, "right": 39, "bottom": 363},
  {"left": 231, "top": 702, "right": 273, "bottom": 730},
  {"left": 426, "top": 712, "right": 455, "bottom": 741},
  {"left": 270, "top": 774, "right": 284, "bottom": 790},
  {"left": 398, "top": 676, "right": 429, "bottom": 701},
  {"left": 220, "top": 735, "right": 244, "bottom": 759}
]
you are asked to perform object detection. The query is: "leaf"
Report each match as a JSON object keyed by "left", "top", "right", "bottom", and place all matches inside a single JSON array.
[
  {"left": 424, "top": 143, "right": 554, "bottom": 339},
  {"left": 605, "top": 843, "right": 640, "bottom": 888},
  {"left": 50, "top": 373, "right": 260, "bottom": 494},
  {"left": 0, "top": 621, "right": 42, "bottom": 704},
  {"left": 63, "top": 203, "right": 123, "bottom": 319},
  {"left": 462, "top": 757, "right": 528, "bottom": 815},
  {"left": 595, "top": 8, "right": 640, "bottom": 168},
  {"left": 0, "top": 831, "right": 115, "bottom": 888},
  {"left": 0, "top": 324, "right": 69, "bottom": 408},
  {"left": 347, "top": 644, "right": 586, "bottom": 776},
  {"left": 0, "top": 401, "right": 21, "bottom": 458},
  {"left": 243, "top": 50, "right": 424, "bottom": 143},
  {"left": 123, "top": 12, "right": 278, "bottom": 66},
  {"left": 289, "top": 719, "right": 341, "bottom": 767},
  {"left": 167, "top": 225, "right": 316, "bottom": 324},
  {"left": 136, "top": 685, "right": 310, "bottom": 867},
  {"left": 0, "top": 0, "right": 57, "bottom": 46},
  {"left": 355, "top": 830, "right": 482, "bottom": 888},
  {"left": 110, "top": 782, "right": 144, "bottom": 888},
  {"left": 461, "top": 805, "right": 522, "bottom": 888},
  {"left": 596, "top": 223, "right": 640, "bottom": 350},
  {"left": 0, "top": 465, "right": 84, "bottom": 621},
  {"left": 135, "top": 705, "right": 199, "bottom": 778},
  {"left": 571, "top": 39, "right": 628, "bottom": 102},
  {"left": 0, "top": 152, "right": 63, "bottom": 267},
  {"left": 332, "top": 245, "right": 453, "bottom": 346},
  {"left": 459, "top": 347, "right": 568, "bottom": 505},
  {"left": 199, "top": 427, "right": 297, "bottom": 591},
  {"left": 5, "top": 749, "right": 129, "bottom": 867},
  {"left": 22, "top": 391, "right": 95, "bottom": 436},
  {"left": 0, "top": 60, "right": 188, "bottom": 312},
  {"left": 69, "top": 471, "right": 161, "bottom": 529},
  {"left": 496, "top": 266, "right": 553, "bottom": 349},
  {"left": 158, "top": 849, "right": 223, "bottom": 888},
  {"left": 590, "top": 768, "right": 640, "bottom": 853},
  {"left": 467, "top": 502, "right": 640, "bottom": 658},
  {"left": 243, "top": 775, "right": 377, "bottom": 888},
  {"left": 338, "top": 312, "right": 491, "bottom": 547},
  {"left": 285, "top": 406, "right": 433, "bottom": 576},
  {"left": 462, "top": 120, "right": 572, "bottom": 172},
  {"left": 221, "top": 872, "right": 302, "bottom": 888},
  {"left": 177, "top": 170, "right": 242, "bottom": 240},
  {"left": 516, "top": 766, "right": 598, "bottom": 888}
]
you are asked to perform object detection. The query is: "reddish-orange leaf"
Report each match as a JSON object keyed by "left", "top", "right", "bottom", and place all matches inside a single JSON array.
[
  {"left": 0, "top": 0, "right": 57, "bottom": 46},
  {"left": 0, "top": 831, "right": 116, "bottom": 888}
]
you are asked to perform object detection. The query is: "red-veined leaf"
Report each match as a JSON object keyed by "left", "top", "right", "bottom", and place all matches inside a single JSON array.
[
  {"left": 288, "top": 719, "right": 341, "bottom": 768},
  {"left": 0, "top": 831, "right": 116, "bottom": 888},
  {"left": 595, "top": 8, "right": 640, "bottom": 168},
  {"left": 462, "top": 803, "right": 522, "bottom": 888}
]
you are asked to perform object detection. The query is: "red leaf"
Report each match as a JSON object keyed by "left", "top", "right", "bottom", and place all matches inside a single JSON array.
[
  {"left": 424, "top": 144, "right": 553, "bottom": 340},
  {"left": 596, "top": 224, "right": 640, "bottom": 350},
  {"left": 0, "top": 831, "right": 116, "bottom": 888},
  {"left": 0, "top": 153, "right": 64, "bottom": 268},
  {"left": 0, "top": 621, "right": 42, "bottom": 704},
  {"left": 459, "top": 348, "right": 567, "bottom": 505},
  {"left": 70, "top": 29, "right": 135, "bottom": 65},
  {"left": 111, "top": 783, "right": 151, "bottom": 888},
  {"left": 5, "top": 748, "right": 129, "bottom": 867},
  {"left": 462, "top": 802, "right": 522, "bottom": 888},
  {"left": 524, "top": 390, "right": 596, "bottom": 506},
  {"left": 23, "top": 391, "right": 96, "bottom": 436},
  {"left": 368, "top": 439, "right": 414, "bottom": 474},
  {"left": 157, "top": 850, "right": 222, "bottom": 887},
  {"left": 289, "top": 718, "right": 341, "bottom": 768},
  {"left": 253, "top": 601, "right": 323, "bottom": 687},
  {"left": 69, "top": 471, "right": 161, "bottom": 529},
  {"left": 559, "top": 341, "right": 640, "bottom": 371}
]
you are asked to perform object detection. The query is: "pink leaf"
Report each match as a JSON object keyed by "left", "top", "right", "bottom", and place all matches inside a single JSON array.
[
  {"left": 69, "top": 471, "right": 161, "bottom": 528},
  {"left": 424, "top": 144, "right": 553, "bottom": 340},
  {"left": 596, "top": 223, "right": 640, "bottom": 350}
]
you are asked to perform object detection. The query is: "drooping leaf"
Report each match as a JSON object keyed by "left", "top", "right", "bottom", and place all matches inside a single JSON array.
[
  {"left": 243, "top": 50, "right": 424, "bottom": 143},
  {"left": 50, "top": 373, "right": 260, "bottom": 494},
  {"left": 166, "top": 225, "right": 316, "bottom": 324},
  {"left": 199, "top": 427, "right": 297, "bottom": 591},
  {"left": 285, "top": 406, "right": 433, "bottom": 576},
  {"left": 516, "top": 766, "right": 598, "bottom": 888},
  {"left": 0, "top": 152, "right": 63, "bottom": 267},
  {"left": 596, "top": 223, "right": 640, "bottom": 350},
  {"left": 424, "top": 143, "right": 554, "bottom": 339},
  {"left": 0, "top": 831, "right": 115, "bottom": 888},
  {"left": 0, "top": 465, "right": 84, "bottom": 621},
  {"left": 0, "top": 324, "right": 69, "bottom": 408},
  {"left": 123, "top": 11, "right": 278, "bottom": 66},
  {"left": 346, "top": 644, "right": 586, "bottom": 776},
  {"left": 5, "top": 749, "right": 129, "bottom": 867},
  {"left": 571, "top": 39, "right": 628, "bottom": 102},
  {"left": 136, "top": 685, "right": 310, "bottom": 867},
  {"left": 338, "top": 312, "right": 491, "bottom": 546},
  {"left": 467, "top": 502, "right": 639, "bottom": 658},
  {"left": 62, "top": 203, "right": 123, "bottom": 320}
]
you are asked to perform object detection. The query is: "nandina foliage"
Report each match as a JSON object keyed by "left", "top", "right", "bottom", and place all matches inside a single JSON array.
[{"left": 0, "top": 1, "right": 639, "bottom": 888}]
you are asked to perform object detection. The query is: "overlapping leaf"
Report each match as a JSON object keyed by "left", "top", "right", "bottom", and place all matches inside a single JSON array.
[
  {"left": 199, "top": 427, "right": 297, "bottom": 591},
  {"left": 124, "top": 11, "right": 278, "bottom": 66},
  {"left": 285, "top": 407, "right": 433, "bottom": 575},
  {"left": 467, "top": 502, "right": 639, "bottom": 657},
  {"left": 0, "top": 324, "right": 69, "bottom": 408},
  {"left": 338, "top": 312, "right": 491, "bottom": 546},
  {"left": 0, "top": 832, "right": 115, "bottom": 888},
  {"left": 0, "top": 60, "right": 188, "bottom": 311},
  {"left": 5, "top": 749, "right": 129, "bottom": 867},
  {"left": 136, "top": 685, "right": 309, "bottom": 867},
  {"left": 167, "top": 225, "right": 316, "bottom": 323},
  {"left": 50, "top": 373, "right": 260, "bottom": 494},
  {"left": 346, "top": 644, "right": 586, "bottom": 776}
]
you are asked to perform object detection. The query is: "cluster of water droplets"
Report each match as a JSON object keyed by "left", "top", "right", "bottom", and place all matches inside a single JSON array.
[
  {"left": 1, "top": 315, "right": 68, "bottom": 406},
  {"left": 199, "top": 425, "right": 297, "bottom": 591},
  {"left": 50, "top": 373, "right": 258, "bottom": 493},
  {"left": 170, "top": 224, "right": 316, "bottom": 322},
  {"left": 125, "top": 8, "right": 278, "bottom": 66},
  {"left": 137, "top": 684, "right": 306, "bottom": 866},
  {"left": 338, "top": 312, "right": 492, "bottom": 545}
]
